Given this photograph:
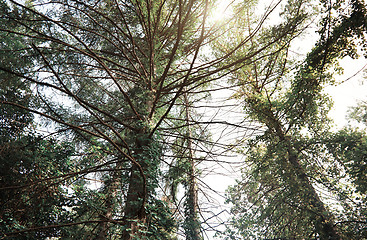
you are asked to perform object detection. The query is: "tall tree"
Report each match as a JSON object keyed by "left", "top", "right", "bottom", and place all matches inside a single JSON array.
[
  {"left": 1, "top": 0, "right": 218, "bottom": 238},
  {"left": 0, "top": 0, "right": 340, "bottom": 239},
  {"left": 164, "top": 90, "right": 207, "bottom": 240},
  {"left": 222, "top": 0, "right": 367, "bottom": 239}
]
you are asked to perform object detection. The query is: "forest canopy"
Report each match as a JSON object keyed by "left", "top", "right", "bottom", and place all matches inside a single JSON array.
[{"left": 0, "top": 0, "right": 367, "bottom": 239}]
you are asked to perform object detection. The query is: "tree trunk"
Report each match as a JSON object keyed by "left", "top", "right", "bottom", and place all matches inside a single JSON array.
[
  {"left": 96, "top": 162, "right": 121, "bottom": 239},
  {"left": 264, "top": 107, "right": 341, "bottom": 240},
  {"left": 184, "top": 92, "right": 201, "bottom": 240},
  {"left": 120, "top": 85, "right": 156, "bottom": 239},
  {"left": 287, "top": 151, "right": 341, "bottom": 240},
  {"left": 186, "top": 166, "right": 201, "bottom": 240},
  {"left": 122, "top": 141, "right": 148, "bottom": 240}
]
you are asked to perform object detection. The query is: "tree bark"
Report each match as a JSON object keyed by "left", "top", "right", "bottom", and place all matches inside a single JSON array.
[
  {"left": 184, "top": 92, "right": 201, "bottom": 240},
  {"left": 122, "top": 88, "right": 153, "bottom": 240},
  {"left": 96, "top": 162, "right": 121, "bottom": 239},
  {"left": 287, "top": 151, "right": 341, "bottom": 240},
  {"left": 122, "top": 164, "right": 147, "bottom": 240},
  {"left": 121, "top": 129, "right": 149, "bottom": 240},
  {"left": 262, "top": 104, "right": 341, "bottom": 240}
]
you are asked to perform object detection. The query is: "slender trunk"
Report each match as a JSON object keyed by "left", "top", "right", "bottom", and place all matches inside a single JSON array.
[
  {"left": 184, "top": 92, "right": 201, "bottom": 240},
  {"left": 186, "top": 164, "right": 201, "bottom": 240},
  {"left": 264, "top": 107, "right": 341, "bottom": 239},
  {"left": 287, "top": 151, "right": 341, "bottom": 240},
  {"left": 96, "top": 162, "right": 121, "bottom": 240}
]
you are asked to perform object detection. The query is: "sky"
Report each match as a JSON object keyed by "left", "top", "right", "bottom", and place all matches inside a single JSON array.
[{"left": 327, "top": 56, "right": 367, "bottom": 128}]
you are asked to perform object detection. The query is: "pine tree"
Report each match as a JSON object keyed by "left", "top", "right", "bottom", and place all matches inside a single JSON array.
[{"left": 223, "top": 0, "right": 367, "bottom": 239}]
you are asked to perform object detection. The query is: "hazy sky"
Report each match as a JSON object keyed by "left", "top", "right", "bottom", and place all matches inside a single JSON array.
[{"left": 327, "top": 56, "right": 367, "bottom": 128}]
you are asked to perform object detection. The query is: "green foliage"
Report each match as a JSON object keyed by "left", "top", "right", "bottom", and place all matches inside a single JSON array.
[
  {"left": 2, "top": 0, "right": 366, "bottom": 239},
  {"left": 0, "top": 135, "right": 75, "bottom": 239},
  {"left": 0, "top": 1, "right": 35, "bottom": 139},
  {"left": 145, "top": 199, "right": 177, "bottom": 240},
  {"left": 222, "top": 0, "right": 367, "bottom": 239},
  {"left": 326, "top": 129, "right": 367, "bottom": 195}
]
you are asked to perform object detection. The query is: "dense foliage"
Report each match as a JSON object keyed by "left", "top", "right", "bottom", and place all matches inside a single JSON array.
[
  {"left": 1, "top": 0, "right": 366, "bottom": 239},
  {"left": 221, "top": 0, "right": 367, "bottom": 239}
]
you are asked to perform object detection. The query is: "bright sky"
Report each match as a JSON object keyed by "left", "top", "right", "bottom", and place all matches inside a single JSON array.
[
  {"left": 208, "top": 0, "right": 233, "bottom": 23},
  {"left": 327, "top": 56, "right": 367, "bottom": 128}
]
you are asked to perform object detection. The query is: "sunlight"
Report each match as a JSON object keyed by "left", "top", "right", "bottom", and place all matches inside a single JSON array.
[{"left": 208, "top": 0, "right": 233, "bottom": 24}]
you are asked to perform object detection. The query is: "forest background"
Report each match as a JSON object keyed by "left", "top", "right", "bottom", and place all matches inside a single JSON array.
[{"left": 1, "top": 0, "right": 367, "bottom": 239}]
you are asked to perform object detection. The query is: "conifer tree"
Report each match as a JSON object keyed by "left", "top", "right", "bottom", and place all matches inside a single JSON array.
[{"left": 223, "top": 0, "right": 367, "bottom": 239}]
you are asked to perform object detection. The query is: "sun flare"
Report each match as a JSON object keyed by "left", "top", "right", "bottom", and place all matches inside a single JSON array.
[{"left": 209, "top": 1, "right": 233, "bottom": 23}]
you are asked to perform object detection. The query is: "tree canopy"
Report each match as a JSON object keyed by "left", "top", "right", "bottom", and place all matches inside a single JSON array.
[{"left": 0, "top": 0, "right": 366, "bottom": 239}]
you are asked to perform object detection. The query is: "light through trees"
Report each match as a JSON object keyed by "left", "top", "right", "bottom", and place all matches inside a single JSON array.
[{"left": 0, "top": 0, "right": 366, "bottom": 240}]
